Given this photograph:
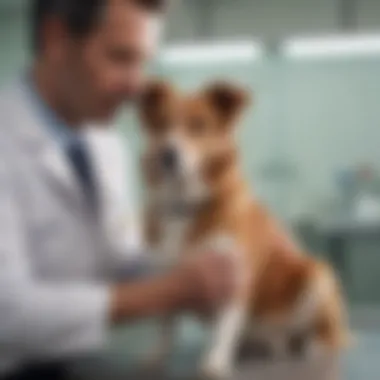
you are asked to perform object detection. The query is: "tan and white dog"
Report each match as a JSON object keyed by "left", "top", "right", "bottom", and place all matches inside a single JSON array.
[{"left": 138, "top": 79, "right": 349, "bottom": 379}]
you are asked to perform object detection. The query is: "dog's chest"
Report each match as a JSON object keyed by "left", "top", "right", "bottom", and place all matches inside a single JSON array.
[{"left": 156, "top": 214, "right": 193, "bottom": 259}]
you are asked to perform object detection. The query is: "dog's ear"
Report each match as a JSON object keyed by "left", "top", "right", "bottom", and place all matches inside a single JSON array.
[
  {"left": 204, "top": 81, "right": 251, "bottom": 128},
  {"left": 138, "top": 79, "right": 174, "bottom": 126}
]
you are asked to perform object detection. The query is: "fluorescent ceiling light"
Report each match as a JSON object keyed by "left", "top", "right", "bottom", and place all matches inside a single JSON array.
[
  {"left": 283, "top": 34, "right": 380, "bottom": 59},
  {"left": 159, "top": 41, "right": 263, "bottom": 66}
]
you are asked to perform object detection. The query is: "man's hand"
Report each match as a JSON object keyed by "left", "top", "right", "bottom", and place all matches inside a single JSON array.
[
  {"left": 111, "top": 252, "right": 238, "bottom": 323},
  {"left": 175, "top": 252, "right": 238, "bottom": 315}
]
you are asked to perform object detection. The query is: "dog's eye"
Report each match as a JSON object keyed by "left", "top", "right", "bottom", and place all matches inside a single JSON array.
[{"left": 189, "top": 117, "right": 207, "bottom": 136}]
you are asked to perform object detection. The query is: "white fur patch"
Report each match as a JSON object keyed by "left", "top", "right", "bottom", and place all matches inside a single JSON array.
[
  {"left": 199, "top": 234, "right": 248, "bottom": 378},
  {"left": 201, "top": 302, "right": 246, "bottom": 379},
  {"left": 165, "top": 132, "right": 202, "bottom": 183},
  {"left": 157, "top": 215, "right": 191, "bottom": 260}
]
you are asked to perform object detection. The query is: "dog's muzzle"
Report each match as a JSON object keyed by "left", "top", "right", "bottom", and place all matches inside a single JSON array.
[{"left": 159, "top": 147, "right": 178, "bottom": 175}]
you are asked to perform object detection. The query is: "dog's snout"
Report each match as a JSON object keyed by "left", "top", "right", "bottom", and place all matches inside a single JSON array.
[{"left": 160, "top": 147, "right": 178, "bottom": 172}]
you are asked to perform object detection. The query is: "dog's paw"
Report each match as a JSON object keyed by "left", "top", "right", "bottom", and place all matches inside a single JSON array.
[{"left": 198, "top": 357, "right": 233, "bottom": 380}]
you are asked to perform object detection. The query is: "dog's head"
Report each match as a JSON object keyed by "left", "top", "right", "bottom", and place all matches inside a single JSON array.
[{"left": 138, "top": 79, "right": 250, "bottom": 198}]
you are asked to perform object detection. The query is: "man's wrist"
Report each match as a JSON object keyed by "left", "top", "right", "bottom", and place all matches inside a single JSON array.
[
  {"left": 164, "top": 268, "right": 192, "bottom": 311},
  {"left": 110, "top": 270, "right": 190, "bottom": 323}
]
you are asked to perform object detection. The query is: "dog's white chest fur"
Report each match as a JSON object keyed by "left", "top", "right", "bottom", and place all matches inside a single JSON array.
[
  {"left": 150, "top": 180, "right": 208, "bottom": 260},
  {"left": 156, "top": 214, "right": 192, "bottom": 260}
]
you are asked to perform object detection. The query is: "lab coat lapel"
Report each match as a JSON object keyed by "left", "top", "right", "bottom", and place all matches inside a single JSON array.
[
  {"left": 39, "top": 143, "right": 85, "bottom": 208},
  {"left": 10, "top": 80, "right": 87, "bottom": 213}
]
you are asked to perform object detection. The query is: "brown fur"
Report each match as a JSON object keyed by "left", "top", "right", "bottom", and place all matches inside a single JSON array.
[{"left": 139, "top": 79, "right": 350, "bottom": 354}]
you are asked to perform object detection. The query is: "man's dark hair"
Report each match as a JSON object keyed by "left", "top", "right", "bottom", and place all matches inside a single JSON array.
[{"left": 32, "top": 0, "right": 167, "bottom": 53}]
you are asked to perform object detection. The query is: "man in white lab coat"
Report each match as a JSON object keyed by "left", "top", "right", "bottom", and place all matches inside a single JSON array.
[{"left": 0, "top": 1, "right": 237, "bottom": 379}]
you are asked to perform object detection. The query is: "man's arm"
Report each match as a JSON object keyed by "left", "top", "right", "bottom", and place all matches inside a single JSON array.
[
  {"left": 0, "top": 157, "right": 110, "bottom": 359},
  {"left": 110, "top": 252, "right": 236, "bottom": 323},
  {"left": 0, "top": 158, "right": 235, "bottom": 361},
  {"left": 111, "top": 270, "right": 187, "bottom": 322}
]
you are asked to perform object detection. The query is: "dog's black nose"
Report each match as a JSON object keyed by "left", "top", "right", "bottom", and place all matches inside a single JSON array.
[{"left": 160, "top": 147, "right": 178, "bottom": 172}]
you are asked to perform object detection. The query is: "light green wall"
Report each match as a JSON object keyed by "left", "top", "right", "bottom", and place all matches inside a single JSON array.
[{"left": 0, "top": 10, "right": 28, "bottom": 83}]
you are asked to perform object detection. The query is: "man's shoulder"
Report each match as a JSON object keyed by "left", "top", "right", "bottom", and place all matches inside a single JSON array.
[
  {"left": 0, "top": 79, "right": 29, "bottom": 130},
  {"left": 0, "top": 79, "right": 21, "bottom": 107},
  {"left": 0, "top": 84, "right": 21, "bottom": 174},
  {"left": 0, "top": 75, "right": 25, "bottom": 96},
  {"left": 0, "top": 79, "right": 38, "bottom": 161}
]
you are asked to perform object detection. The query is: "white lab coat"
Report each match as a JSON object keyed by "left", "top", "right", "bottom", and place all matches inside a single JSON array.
[{"left": 0, "top": 80, "right": 142, "bottom": 374}]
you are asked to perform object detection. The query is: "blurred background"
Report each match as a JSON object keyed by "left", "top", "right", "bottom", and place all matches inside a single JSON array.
[{"left": 2, "top": 0, "right": 380, "bottom": 378}]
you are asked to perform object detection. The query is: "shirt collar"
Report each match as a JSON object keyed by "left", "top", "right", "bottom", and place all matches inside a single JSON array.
[{"left": 23, "top": 74, "right": 82, "bottom": 148}]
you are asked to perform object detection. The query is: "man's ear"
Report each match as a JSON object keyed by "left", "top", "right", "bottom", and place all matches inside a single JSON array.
[
  {"left": 204, "top": 81, "right": 251, "bottom": 128},
  {"left": 138, "top": 79, "right": 174, "bottom": 126}
]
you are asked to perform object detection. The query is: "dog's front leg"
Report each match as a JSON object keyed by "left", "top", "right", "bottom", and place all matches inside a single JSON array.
[
  {"left": 199, "top": 302, "right": 246, "bottom": 380},
  {"left": 196, "top": 234, "right": 249, "bottom": 379}
]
